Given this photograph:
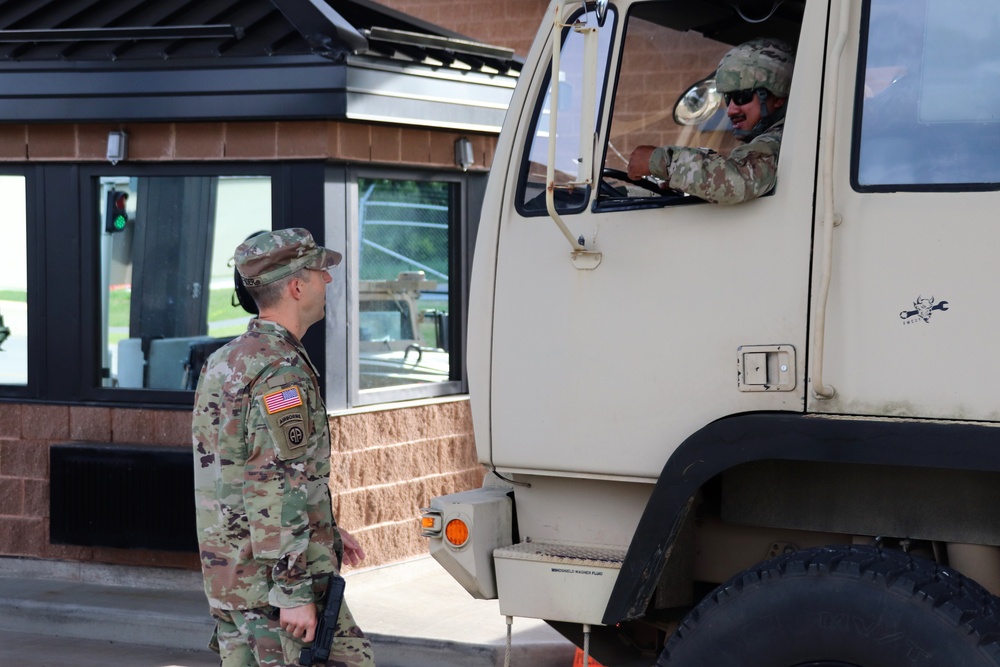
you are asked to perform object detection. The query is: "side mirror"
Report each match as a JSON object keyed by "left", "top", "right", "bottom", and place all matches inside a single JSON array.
[
  {"left": 595, "top": 0, "right": 609, "bottom": 26},
  {"left": 673, "top": 77, "right": 723, "bottom": 126}
]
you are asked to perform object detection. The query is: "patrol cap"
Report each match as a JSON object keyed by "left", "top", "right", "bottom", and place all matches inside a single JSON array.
[
  {"left": 235, "top": 228, "right": 342, "bottom": 287},
  {"left": 715, "top": 38, "right": 795, "bottom": 98}
]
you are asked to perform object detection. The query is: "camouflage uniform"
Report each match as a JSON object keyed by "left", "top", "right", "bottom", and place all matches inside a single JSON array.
[
  {"left": 648, "top": 120, "right": 783, "bottom": 205},
  {"left": 648, "top": 38, "right": 793, "bottom": 205},
  {"left": 193, "top": 228, "right": 375, "bottom": 667}
]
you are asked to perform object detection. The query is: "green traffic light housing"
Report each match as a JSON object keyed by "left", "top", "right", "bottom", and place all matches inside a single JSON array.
[{"left": 105, "top": 190, "right": 129, "bottom": 233}]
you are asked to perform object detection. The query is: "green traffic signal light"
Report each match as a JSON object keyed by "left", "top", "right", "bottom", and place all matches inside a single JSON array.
[{"left": 105, "top": 190, "right": 129, "bottom": 233}]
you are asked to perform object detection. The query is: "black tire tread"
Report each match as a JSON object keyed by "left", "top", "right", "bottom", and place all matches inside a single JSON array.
[{"left": 661, "top": 545, "right": 1000, "bottom": 664}]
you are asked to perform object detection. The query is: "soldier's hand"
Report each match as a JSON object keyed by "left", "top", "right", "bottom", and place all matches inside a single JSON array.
[
  {"left": 280, "top": 603, "right": 318, "bottom": 643},
  {"left": 340, "top": 529, "right": 367, "bottom": 567},
  {"left": 627, "top": 145, "right": 657, "bottom": 180}
]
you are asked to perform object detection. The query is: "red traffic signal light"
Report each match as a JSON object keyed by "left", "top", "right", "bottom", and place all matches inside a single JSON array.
[{"left": 105, "top": 190, "right": 129, "bottom": 233}]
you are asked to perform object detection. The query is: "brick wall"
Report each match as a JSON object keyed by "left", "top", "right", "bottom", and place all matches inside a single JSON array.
[
  {"left": 0, "top": 121, "right": 497, "bottom": 168},
  {"left": 0, "top": 399, "right": 482, "bottom": 571},
  {"left": 377, "top": 0, "right": 549, "bottom": 57},
  {"left": 0, "top": 98, "right": 492, "bottom": 574}
]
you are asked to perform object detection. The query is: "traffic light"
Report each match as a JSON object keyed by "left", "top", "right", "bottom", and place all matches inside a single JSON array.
[{"left": 105, "top": 190, "right": 129, "bottom": 233}]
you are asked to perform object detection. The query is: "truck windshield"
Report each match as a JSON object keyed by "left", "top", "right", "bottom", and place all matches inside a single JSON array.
[{"left": 856, "top": 0, "right": 1000, "bottom": 188}]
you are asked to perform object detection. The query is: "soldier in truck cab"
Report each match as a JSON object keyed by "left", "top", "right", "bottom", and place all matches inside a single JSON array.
[{"left": 626, "top": 38, "right": 795, "bottom": 205}]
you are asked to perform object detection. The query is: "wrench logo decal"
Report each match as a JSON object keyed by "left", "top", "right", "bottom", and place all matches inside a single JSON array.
[{"left": 900, "top": 295, "right": 949, "bottom": 323}]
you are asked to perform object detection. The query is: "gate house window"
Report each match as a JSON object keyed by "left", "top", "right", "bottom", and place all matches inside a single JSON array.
[
  {"left": 355, "top": 177, "right": 454, "bottom": 397},
  {"left": 98, "top": 175, "right": 269, "bottom": 391},
  {"left": 0, "top": 175, "right": 27, "bottom": 386}
]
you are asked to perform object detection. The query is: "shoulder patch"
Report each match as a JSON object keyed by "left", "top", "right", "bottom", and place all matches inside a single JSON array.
[{"left": 263, "top": 386, "right": 303, "bottom": 414}]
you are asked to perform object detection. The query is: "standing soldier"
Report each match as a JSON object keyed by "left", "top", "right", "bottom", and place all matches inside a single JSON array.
[
  {"left": 627, "top": 38, "right": 796, "bottom": 204},
  {"left": 193, "top": 228, "right": 376, "bottom": 667}
]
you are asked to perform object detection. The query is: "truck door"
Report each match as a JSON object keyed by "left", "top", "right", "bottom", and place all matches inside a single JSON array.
[
  {"left": 809, "top": 0, "right": 1000, "bottom": 419},
  {"left": 485, "top": 0, "right": 824, "bottom": 477}
]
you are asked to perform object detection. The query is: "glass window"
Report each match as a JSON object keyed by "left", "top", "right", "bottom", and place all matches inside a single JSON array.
[
  {"left": 355, "top": 177, "right": 453, "bottom": 393},
  {"left": 0, "top": 175, "right": 28, "bottom": 386},
  {"left": 598, "top": 7, "right": 736, "bottom": 206},
  {"left": 518, "top": 6, "right": 616, "bottom": 215},
  {"left": 856, "top": 0, "right": 1000, "bottom": 188},
  {"left": 98, "top": 175, "right": 270, "bottom": 390}
]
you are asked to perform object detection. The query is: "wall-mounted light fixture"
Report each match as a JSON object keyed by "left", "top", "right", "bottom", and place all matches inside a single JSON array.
[
  {"left": 455, "top": 137, "right": 474, "bottom": 171},
  {"left": 107, "top": 131, "right": 128, "bottom": 165}
]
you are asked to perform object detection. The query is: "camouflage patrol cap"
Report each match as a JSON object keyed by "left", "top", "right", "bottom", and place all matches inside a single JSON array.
[
  {"left": 715, "top": 38, "right": 795, "bottom": 98},
  {"left": 235, "top": 228, "right": 342, "bottom": 287}
]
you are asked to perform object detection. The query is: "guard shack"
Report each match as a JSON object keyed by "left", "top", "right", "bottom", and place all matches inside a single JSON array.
[{"left": 0, "top": 0, "right": 520, "bottom": 572}]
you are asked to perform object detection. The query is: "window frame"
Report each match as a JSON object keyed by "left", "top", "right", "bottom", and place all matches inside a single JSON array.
[
  {"left": 75, "top": 161, "right": 326, "bottom": 407},
  {"left": 334, "top": 166, "right": 473, "bottom": 410},
  {"left": 0, "top": 167, "right": 38, "bottom": 399},
  {"left": 850, "top": 0, "right": 1000, "bottom": 193}
]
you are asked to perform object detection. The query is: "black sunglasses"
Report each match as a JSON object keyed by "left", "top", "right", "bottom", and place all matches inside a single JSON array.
[{"left": 723, "top": 89, "right": 759, "bottom": 106}]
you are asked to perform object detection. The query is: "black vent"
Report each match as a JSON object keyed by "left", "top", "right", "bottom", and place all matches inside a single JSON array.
[{"left": 50, "top": 443, "right": 196, "bottom": 552}]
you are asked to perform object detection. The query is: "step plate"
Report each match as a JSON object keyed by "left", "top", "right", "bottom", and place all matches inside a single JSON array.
[{"left": 493, "top": 542, "right": 627, "bottom": 625}]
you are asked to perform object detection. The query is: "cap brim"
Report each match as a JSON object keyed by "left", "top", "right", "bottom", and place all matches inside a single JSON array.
[{"left": 320, "top": 248, "right": 342, "bottom": 268}]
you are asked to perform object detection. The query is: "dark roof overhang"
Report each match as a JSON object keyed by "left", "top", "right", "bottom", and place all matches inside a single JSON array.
[{"left": 0, "top": 0, "right": 520, "bottom": 129}]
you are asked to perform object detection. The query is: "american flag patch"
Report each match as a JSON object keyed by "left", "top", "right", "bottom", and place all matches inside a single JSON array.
[{"left": 263, "top": 387, "right": 303, "bottom": 414}]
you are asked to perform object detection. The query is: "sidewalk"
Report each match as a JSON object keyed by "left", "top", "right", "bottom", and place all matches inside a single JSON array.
[{"left": 0, "top": 555, "right": 576, "bottom": 667}]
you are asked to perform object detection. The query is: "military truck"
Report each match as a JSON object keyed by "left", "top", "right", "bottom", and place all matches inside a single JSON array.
[{"left": 423, "top": 0, "right": 1000, "bottom": 664}]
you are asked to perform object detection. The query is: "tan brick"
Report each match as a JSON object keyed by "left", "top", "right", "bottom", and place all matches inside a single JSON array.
[
  {"left": 0, "top": 477, "right": 23, "bottom": 516},
  {"left": 277, "top": 121, "right": 333, "bottom": 159},
  {"left": 22, "top": 478, "right": 47, "bottom": 518},
  {"left": 0, "top": 124, "right": 27, "bottom": 160},
  {"left": 42, "top": 525, "right": 93, "bottom": 561},
  {"left": 155, "top": 410, "right": 193, "bottom": 446},
  {"left": 69, "top": 406, "right": 111, "bottom": 441},
  {"left": 370, "top": 125, "right": 402, "bottom": 164},
  {"left": 90, "top": 546, "right": 199, "bottom": 570},
  {"left": 124, "top": 123, "right": 174, "bottom": 161},
  {"left": 175, "top": 123, "right": 226, "bottom": 160},
  {"left": 22, "top": 404, "right": 70, "bottom": 441},
  {"left": 0, "top": 403, "right": 21, "bottom": 440},
  {"left": 1, "top": 441, "right": 47, "bottom": 479},
  {"left": 27, "top": 124, "right": 76, "bottom": 160},
  {"left": 429, "top": 131, "right": 462, "bottom": 167},
  {"left": 111, "top": 408, "right": 158, "bottom": 444},
  {"left": 0, "top": 516, "right": 45, "bottom": 555},
  {"left": 225, "top": 122, "right": 278, "bottom": 159},
  {"left": 77, "top": 124, "right": 121, "bottom": 161},
  {"left": 399, "top": 128, "right": 431, "bottom": 164},
  {"left": 337, "top": 123, "right": 371, "bottom": 161}
]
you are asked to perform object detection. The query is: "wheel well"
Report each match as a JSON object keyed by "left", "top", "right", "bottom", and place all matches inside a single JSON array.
[{"left": 604, "top": 413, "right": 1000, "bottom": 625}]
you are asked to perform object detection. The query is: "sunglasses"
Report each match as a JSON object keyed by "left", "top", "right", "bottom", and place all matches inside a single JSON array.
[{"left": 723, "top": 89, "right": 759, "bottom": 106}]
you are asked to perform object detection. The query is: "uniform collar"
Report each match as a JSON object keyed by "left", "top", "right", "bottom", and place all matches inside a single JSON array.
[{"left": 247, "top": 318, "right": 321, "bottom": 378}]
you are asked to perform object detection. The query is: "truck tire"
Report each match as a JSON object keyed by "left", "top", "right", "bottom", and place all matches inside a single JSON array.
[{"left": 657, "top": 544, "right": 1000, "bottom": 666}]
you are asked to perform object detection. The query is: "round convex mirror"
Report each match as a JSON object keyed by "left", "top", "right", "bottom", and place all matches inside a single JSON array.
[{"left": 672, "top": 77, "right": 723, "bottom": 126}]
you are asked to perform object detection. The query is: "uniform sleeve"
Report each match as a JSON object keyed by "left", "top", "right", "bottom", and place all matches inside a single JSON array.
[
  {"left": 243, "top": 365, "right": 317, "bottom": 608},
  {"left": 649, "top": 132, "right": 781, "bottom": 205}
]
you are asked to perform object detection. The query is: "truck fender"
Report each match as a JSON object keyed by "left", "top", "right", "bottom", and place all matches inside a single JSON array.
[{"left": 603, "top": 412, "right": 1000, "bottom": 625}]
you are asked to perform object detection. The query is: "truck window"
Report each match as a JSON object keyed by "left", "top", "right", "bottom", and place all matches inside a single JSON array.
[
  {"left": 855, "top": 0, "right": 1000, "bottom": 189},
  {"left": 517, "top": 6, "right": 616, "bottom": 216},
  {"left": 597, "top": 5, "right": 757, "bottom": 207}
]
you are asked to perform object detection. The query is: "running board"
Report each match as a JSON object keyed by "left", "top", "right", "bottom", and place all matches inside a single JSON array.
[{"left": 493, "top": 542, "right": 627, "bottom": 625}]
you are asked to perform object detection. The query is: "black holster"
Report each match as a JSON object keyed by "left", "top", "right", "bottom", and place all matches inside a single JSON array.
[{"left": 298, "top": 574, "right": 346, "bottom": 666}]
